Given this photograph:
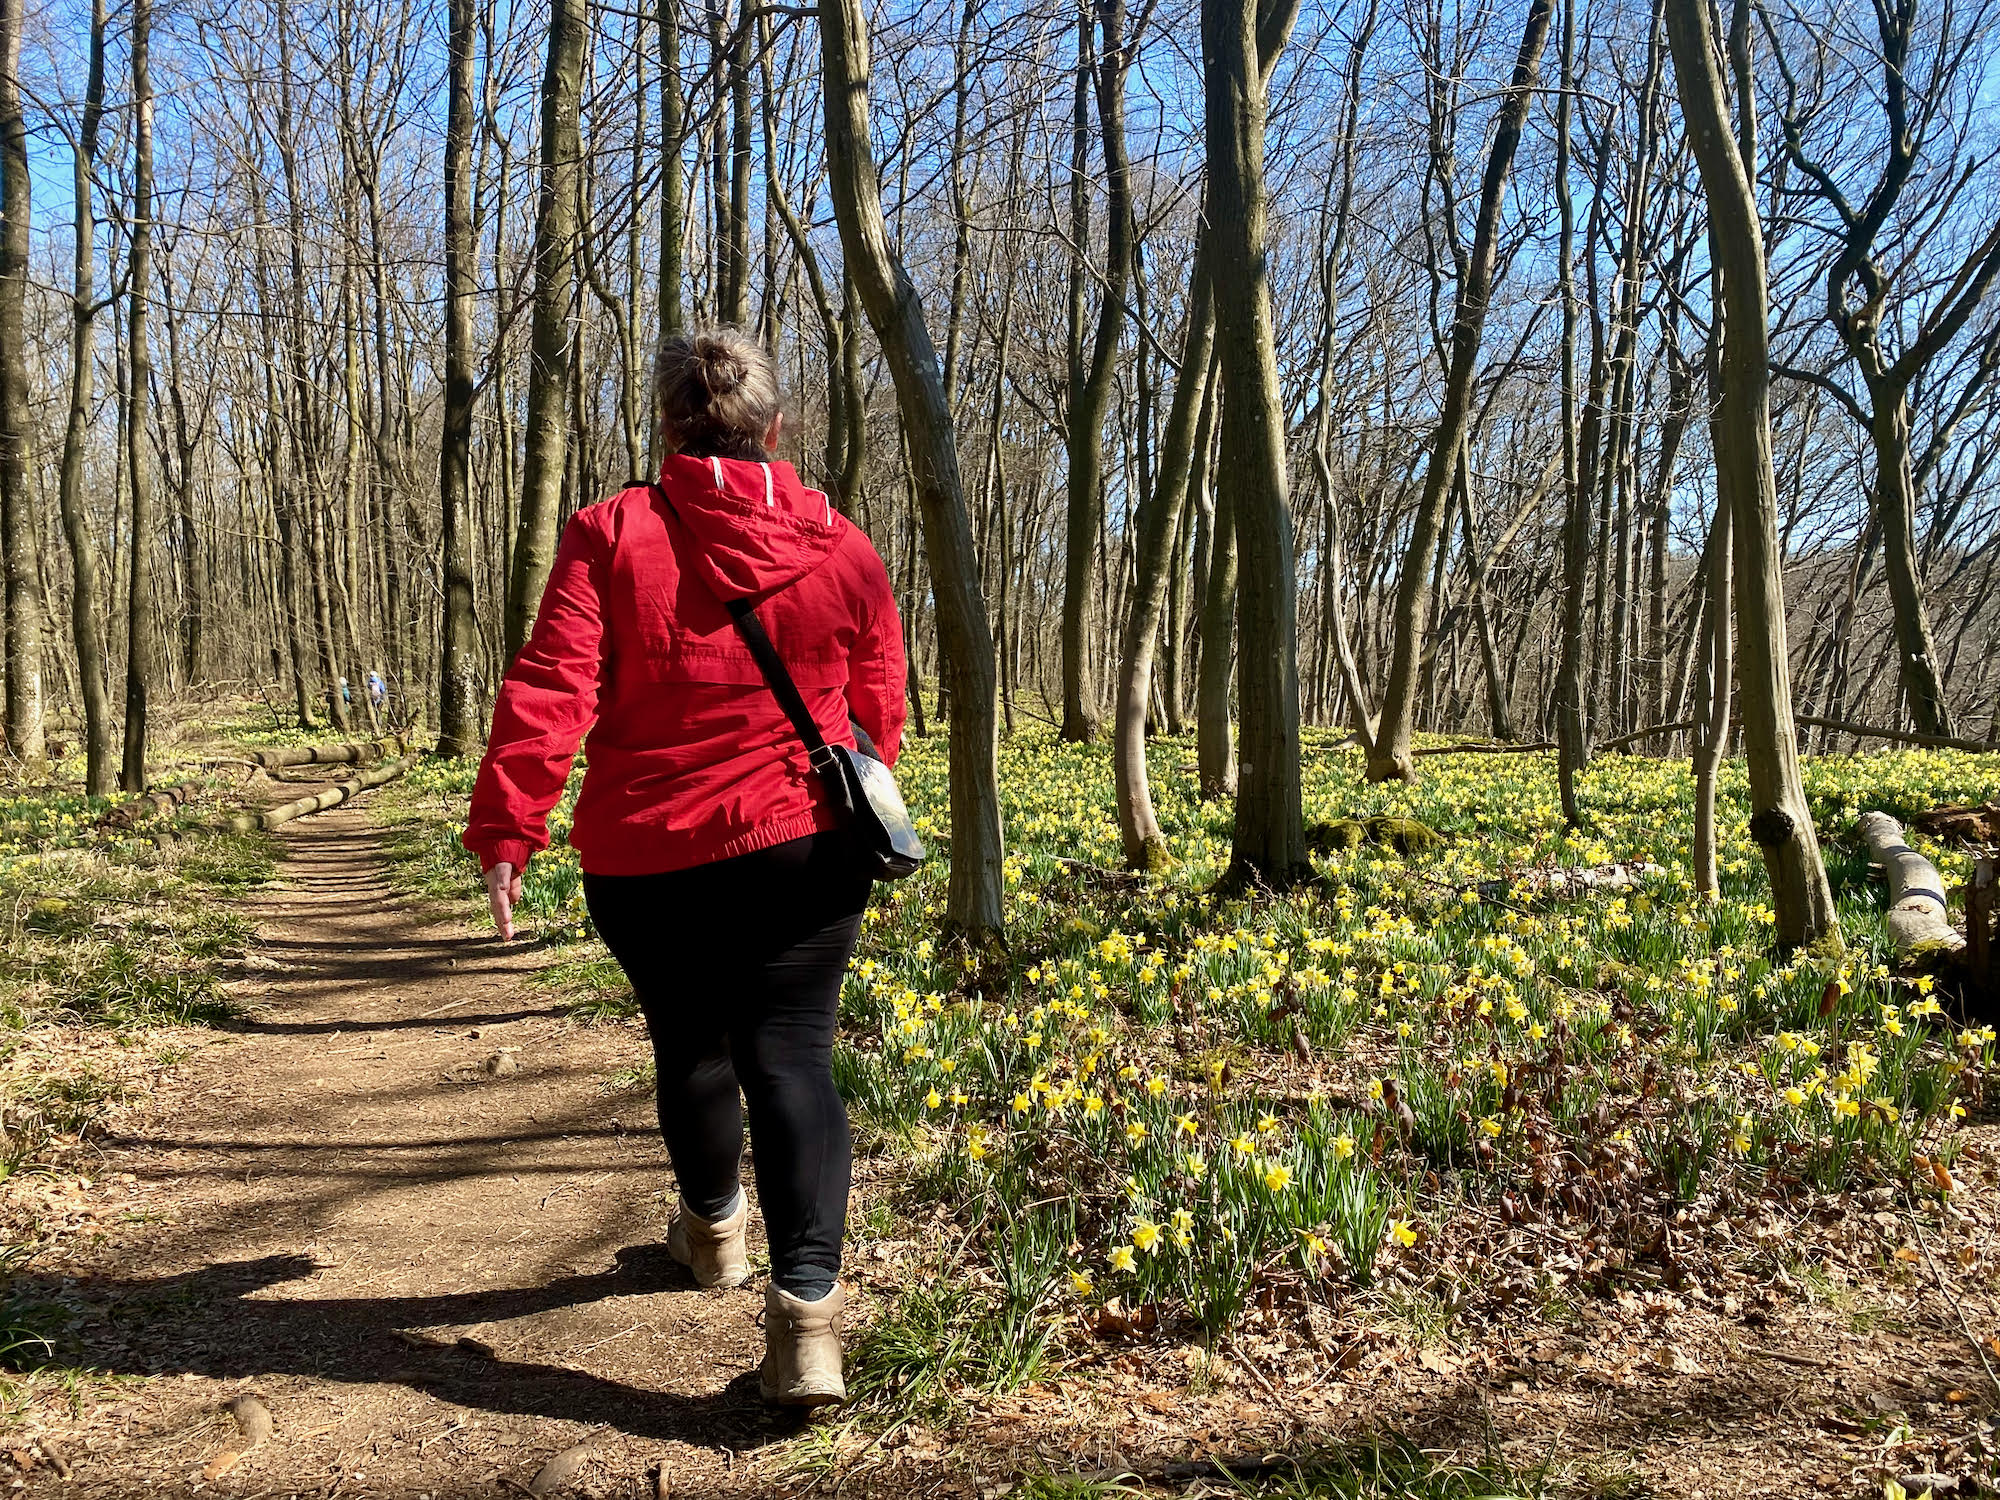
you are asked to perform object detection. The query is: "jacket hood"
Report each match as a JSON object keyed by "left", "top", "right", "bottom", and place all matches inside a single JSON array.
[{"left": 656, "top": 453, "right": 845, "bottom": 602}]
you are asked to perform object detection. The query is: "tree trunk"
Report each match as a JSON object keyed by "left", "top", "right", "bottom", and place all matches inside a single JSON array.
[
  {"left": 1114, "top": 235, "right": 1213, "bottom": 868},
  {"left": 1868, "top": 389, "right": 1952, "bottom": 736},
  {"left": 438, "top": 0, "right": 483, "bottom": 756},
  {"left": 1553, "top": 0, "right": 1589, "bottom": 823},
  {"left": 816, "top": 0, "right": 1004, "bottom": 942},
  {"left": 1366, "top": 0, "right": 1552, "bottom": 783},
  {"left": 1201, "top": 0, "right": 1304, "bottom": 883},
  {"left": 120, "top": 0, "right": 157, "bottom": 792},
  {"left": 505, "top": 0, "right": 588, "bottom": 661},
  {"left": 1691, "top": 501, "right": 1731, "bottom": 897},
  {"left": 1455, "top": 439, "right": 1515, "bottom": 740},
  {"left": 722, "top": 0, "right": 751, "bottom": 324},
  {"left": 0, "top": 0, "right": 44, "bottom": 773},
  {"left": 56, "top": 0, "right": 114, "bottom": 793},
  {"left": 1665, "top": 0, "right": 1839, "bottom": 951},
  {"left": 658, "top": 0, "right": 684, "bottom": 361},
  {"left": 1059, "top": 4, "right": 1133, "bottom": 744},
  {"left": 1194, "top": 421, "right": 1236, "bottom": 799}
]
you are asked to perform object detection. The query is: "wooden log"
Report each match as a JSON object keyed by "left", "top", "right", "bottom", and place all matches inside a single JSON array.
[
  {"left": 98, "top": 780, "right": 204, "bottom": 830},
  {"left": 1596, "top": 721, "right": 1696, "bottom": 753},
  {"left": 226, "top": 753, "right": 418, "bottom": 833},
  {"left": 1410, "top": 739, "right": 1555, "bottom": 757},
  {"left": 249, "top": 735, "right": 405, "bottom": 770},
  {"left": 1799, "top": 717, "right": 1998, "bottom": 755},
  {"left": 1856, "top": 810, "right": 1965, "bottom": 956}
]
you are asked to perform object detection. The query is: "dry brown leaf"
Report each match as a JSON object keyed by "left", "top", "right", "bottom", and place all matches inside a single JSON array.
[
  {"left": 1086, "top": 1300, "right": 1158, "bottom": 1340},
  {"left": 528, "top": 1436, "right": 602, "bottom": 1496},
  {"left": 201, "top": 1449, "right": 243, "bottom": 1481}
]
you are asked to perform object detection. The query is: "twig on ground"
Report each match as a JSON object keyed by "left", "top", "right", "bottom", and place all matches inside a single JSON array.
[{"left": 1911, "top": 1211, "right": 2000, "bottom": 1403}]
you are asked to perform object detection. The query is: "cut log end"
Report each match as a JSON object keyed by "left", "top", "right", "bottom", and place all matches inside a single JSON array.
[{"left": 1856, "top": 811, "right": 1966, "bottom": 958}]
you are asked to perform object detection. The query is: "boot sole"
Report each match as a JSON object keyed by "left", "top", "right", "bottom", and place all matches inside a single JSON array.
[{"left": 759, "top": 1379, "right": 846, "bottom": 1408}]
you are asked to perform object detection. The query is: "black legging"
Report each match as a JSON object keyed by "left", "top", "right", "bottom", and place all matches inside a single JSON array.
[{"left": 583, "top": 832, "right": 870, "bottom": 1299}]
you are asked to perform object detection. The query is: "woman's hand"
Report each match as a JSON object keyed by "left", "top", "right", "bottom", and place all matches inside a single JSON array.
[{"left": 486, "top": 862, "right": 524, "bottom": 940}]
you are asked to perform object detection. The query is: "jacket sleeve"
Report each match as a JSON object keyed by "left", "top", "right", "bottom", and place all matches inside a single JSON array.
[
  {"left": 845, "top": 535, "right": 907, "bottom": 768},
  {"left": 463, "top": 512, "right": 610, "bottom": 872}
]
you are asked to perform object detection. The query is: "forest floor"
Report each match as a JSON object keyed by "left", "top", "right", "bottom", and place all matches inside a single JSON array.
[{"left": 2, "top": 751, "right": 1999, "bottom": 1497}]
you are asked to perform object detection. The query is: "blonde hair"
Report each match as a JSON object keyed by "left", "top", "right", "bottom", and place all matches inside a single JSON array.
[{"left": 654, "top": 327, "right": 783, "bottom": 462}]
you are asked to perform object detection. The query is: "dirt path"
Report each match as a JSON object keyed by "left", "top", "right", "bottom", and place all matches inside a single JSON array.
[{"left": 29, "top": 801, "right": 830, "bottom": 1498}]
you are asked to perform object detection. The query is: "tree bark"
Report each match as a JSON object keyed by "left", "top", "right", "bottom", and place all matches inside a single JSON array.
[
  {"left": 120, "top": 0, "right": 157, "bottom": 791},
  {"left": 658, "top": 0, "right": 684, "bottom": 359},
  {"left": 1202, "top": 0, "right": 1305, "bottom": 884},
  {"left": 816, "top": 0, "right": 1005, "bottom": 942},
  {"left": 1366, "top": 0, "right": 1552, "bottom": 783},
  {"left": 505, "top": 0, "right": 588, "bottom": 661},
  {"left": 1690, "top": 501, "right": 1731, "bottom": 897},
  {"left": 1868, "top": 390, "right": 1952, "bottom": 735},
  {"left": 56, "top": 0, "right": 114, "bottom": 793},
  {"left": 1552, "top": 0, "right": 1589, "bottom": 824},
  {"left": 1059, "top": 4, "right": 1133, "bottom": 744},
  {"left": 1114, "top": 235, "right": 1213, "bottom": 868},
  {"left": 438, "top": 0, "right": 483, "bottom": 756},
  {"left": 0, "top": 0, "right": 44, "bottom": 772},
  {"left": 1194, "top": 397, "right": 1236, "bottom": 798},
  {"left": 722, "top": 0, "right": 752, "bottom": 324},
  {"left": 1455, "top": 439, "right": 1515, "bottom": 740},
  {"left": 1665, "top": 0, "right": 1840, "bottom": 951}
]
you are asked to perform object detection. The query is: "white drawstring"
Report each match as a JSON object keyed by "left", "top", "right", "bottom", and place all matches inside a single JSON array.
[
  {"left": 708, "top": 456, "right": 725, "bottom": 491},
  {"left": 761, "top": 462, "right": 775, "bottom": 507}
]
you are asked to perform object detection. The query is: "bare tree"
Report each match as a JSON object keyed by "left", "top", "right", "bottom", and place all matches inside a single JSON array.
[
  {"left": 55, "top": 0, "right": 114, "bottom": 792},
  {"left": 1764, "top": 0, "right": 2000, "bottom": 738},
  {"left": 816, "top": 0, "right": 1005, "bottom": 941},
  {"left": 1367, "top": 0, "right": 1554, "bottom": 784},
  {"left": 0, "top": 0, "right": 42, "bottom": 773},
  {"left": 1665, "top": 0, "right": 1839, "bottom": 949},
  {"left": 1203, "top": 0, "right": 1306, "bottom": 886},
  {"left": 505, "top": 0, "right": 589, "bottom": 661},
  {"left": 438, "top": 0, "right": 482, "bottom": 754},
  {"left": 121, "top": 0, "right": 158, "bottom": 791},
  {"left": 1059, "top": 0, "right": 1137, "bottom": 744}
]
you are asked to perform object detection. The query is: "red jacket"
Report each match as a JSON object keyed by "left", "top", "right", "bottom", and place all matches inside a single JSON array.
[{"left": 463, "top": 455, "right": 906, "bottom": 877}]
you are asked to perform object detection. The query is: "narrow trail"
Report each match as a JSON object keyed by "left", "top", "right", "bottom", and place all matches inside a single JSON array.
[{"left": 39, "top": 799, "right": 824, "bottom": 1498}]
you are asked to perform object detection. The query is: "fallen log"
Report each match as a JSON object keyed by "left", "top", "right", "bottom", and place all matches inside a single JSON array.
[
  {"left": 1596, "top": 721, "right": 1695, "bottom": 753},
  {"left": 1479, "top": 860, "right": 1667, "bottom": 900},
  {"left": 98, "top": 780, "right": 204, "bottom": 830},
  {"left": 1410, "top": 739, "right": 1555, "bottom": 757},
  {"left": 1800, "top": 717, "right": 1997, "bottom": 755},
  {"left": 249, "top": 735, "right": 405, "bottom": 770},
  {"left": 233, "top": 753, "right": 418, "bottom": 832},
  {"left": 1856, "top": 810, "right": 1965, "bottom": 957}
]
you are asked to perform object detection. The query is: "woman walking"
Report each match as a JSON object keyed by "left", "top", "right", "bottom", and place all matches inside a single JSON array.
[{"left": 463, "top": 328, "right": 905, "bottom": 1406}]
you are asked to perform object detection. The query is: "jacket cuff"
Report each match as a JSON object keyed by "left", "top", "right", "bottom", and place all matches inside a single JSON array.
[{"left": 479, "top": 839, "right": 534, "bottom": 874}]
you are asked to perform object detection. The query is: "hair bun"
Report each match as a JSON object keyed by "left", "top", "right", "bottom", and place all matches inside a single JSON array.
[
  {"left": 698, "top": 341, "right": 747, "bottom": 397},
  {"left": 654, "top": 326, "right": 782, "bottom": 461}
]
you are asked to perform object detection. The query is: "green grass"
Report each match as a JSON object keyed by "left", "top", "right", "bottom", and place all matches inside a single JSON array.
[{"left": 0, "top": 783, "right": 276, "bottom": 1182}]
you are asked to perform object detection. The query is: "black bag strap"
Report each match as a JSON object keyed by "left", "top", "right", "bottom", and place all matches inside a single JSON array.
[{"left": 722, "top": 598, "right": 846, "bottom": 792}]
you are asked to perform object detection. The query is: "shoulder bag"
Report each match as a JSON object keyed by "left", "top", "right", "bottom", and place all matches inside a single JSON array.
[{"left": 722, "top": 598, "right": 926, "bottom": 881}]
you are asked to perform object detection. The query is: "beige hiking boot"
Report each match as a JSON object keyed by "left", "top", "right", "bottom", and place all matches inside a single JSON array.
[
  {"left": 759, "top": 1282, "right": 847, "bottom": 1406},
  {"left": 666, "top": 1190, "right": 750, "bottom": 1289}
]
